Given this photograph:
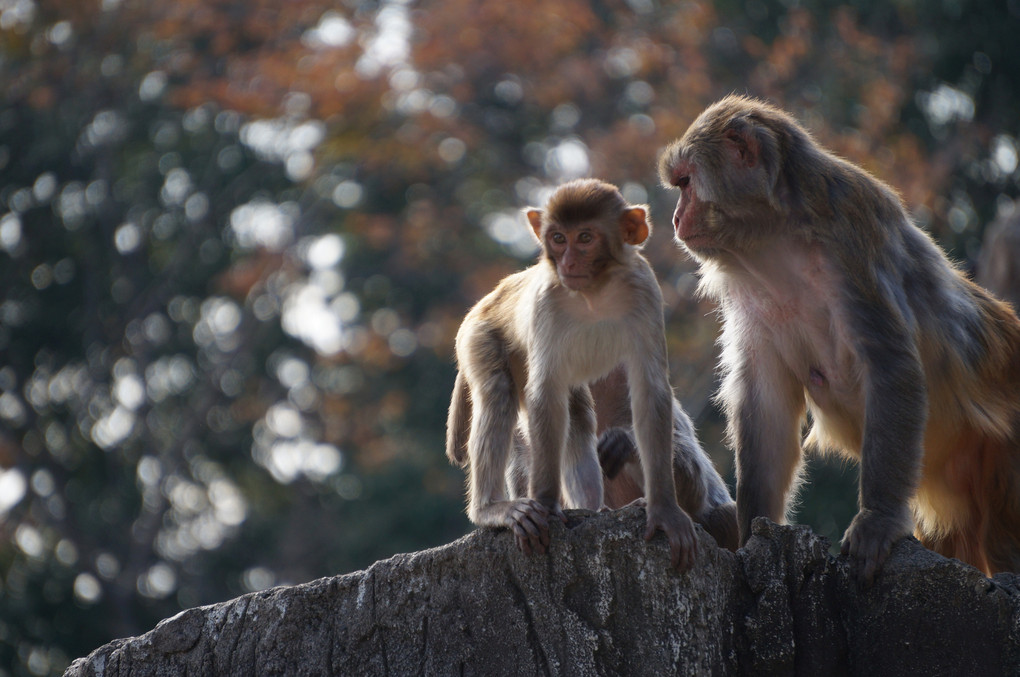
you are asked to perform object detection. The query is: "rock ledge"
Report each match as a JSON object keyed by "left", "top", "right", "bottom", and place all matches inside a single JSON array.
[{"left": 66, "top": 510, "right": 1020, "bottom": 676}]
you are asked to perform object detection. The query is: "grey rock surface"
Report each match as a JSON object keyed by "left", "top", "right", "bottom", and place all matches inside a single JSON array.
[{"left": 65, "top": 508, "right": 1020, "bottom": 676}]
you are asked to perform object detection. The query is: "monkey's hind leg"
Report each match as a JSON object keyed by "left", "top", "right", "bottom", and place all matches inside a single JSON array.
[
  {"left": 505, "top": 428, "right": 530, "bottom": 499},
  {"left": 916, "top": 432, "right": 1020, "bottom": 575},
  {"left": 464, "top": 368, "right": 517, "bottom": 526},
  {"left": 671, "top": 401, "right": 739, "bottom": 551},
  {"left": 981, "top": 435, "right": 1020, "bottom": 574},
  {"left": 561, "top": 386, "right": 603, "bottom": 511}
]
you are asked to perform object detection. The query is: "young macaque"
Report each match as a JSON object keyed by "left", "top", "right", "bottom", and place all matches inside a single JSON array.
[
  {"left": 658, "top": 94, "right": 1020, "bottom": 581},
  {"left": 446, "top": 179, "right": 697, "bottom": 568},
  {"left": 591, "top": 367, "right": 738, "bottom": 551}
]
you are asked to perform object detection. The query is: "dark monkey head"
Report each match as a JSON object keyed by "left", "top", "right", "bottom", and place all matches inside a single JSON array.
[{"left": 658, "top": 95, "right": 839, "bottom": 258}]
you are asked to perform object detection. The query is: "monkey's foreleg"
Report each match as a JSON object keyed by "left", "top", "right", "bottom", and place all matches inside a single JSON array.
[
  {"left": 839, "top": 302, "right": 925, "bottom": 584},
  {"left": 840, "top": 407, "right": 920, "bottom": 584},
  {"left": 629, "top": 364, "right": 698, "bottom": 570},
  {"left": 725, "top": 353, "right": 805, "bottom": 547}
]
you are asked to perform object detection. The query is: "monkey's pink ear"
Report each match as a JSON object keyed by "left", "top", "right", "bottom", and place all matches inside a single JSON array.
[
  {"left": 525, "top": 209, "right": 544, "bottom": 241},
  {"left": 621, "top": 207, "right": 650, "bottom": 245},
  {"left": 724, "top": 128, "right": 759, "bottom": 168}
]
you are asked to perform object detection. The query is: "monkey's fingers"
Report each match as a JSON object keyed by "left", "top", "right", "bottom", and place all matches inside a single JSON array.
[
  {"left": 529, "top": 503, "right": 560, "bottom": 549},
  {"left": 512, "top": 523, "right": 535, "bottom": 556},
  {"left": 644, "top": 522, "right": 697, "bottom": 570},
  {"left": 843, "top": 542, "right": 885, "bottom": 586},
  {"left": 842, "top": 537, "right": 889, "bottom": 586},
  {"left": 511, "top": 519, "right": 548, "bottom": 555},
  {"left": 507, "top": 522, "right": 542, "bottom": 554},
  {"left": 510, "top": 501, "right": 554, "bottom": 554},
  {"left": 840, "top": 508, "right": 908, "bottom": 586},
  {"left": 667, "top": 527, "right": 698, "bottom": 571},
  {"left": 644, "top": 505, "right": 698, "bottom": 570},
  {"left": 513, "top": 499, "right": 548, "bottom": 521},
  {"left": 511, "top": 505, "right": 549, "bottom": 535},
  {"left": 530, "top": 513, "right": 552, "bottom": 551},
  {"left": 524, "top": 498, "right": 566, "bottom": 525}
]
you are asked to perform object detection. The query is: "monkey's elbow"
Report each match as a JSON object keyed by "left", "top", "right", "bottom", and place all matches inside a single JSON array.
[{"left": 446, "top": 444, "right": 468, "bottom": 468}]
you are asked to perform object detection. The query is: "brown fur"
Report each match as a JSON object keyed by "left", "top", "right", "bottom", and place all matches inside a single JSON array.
[{"left": 659, "top": 95, "right": 1020, "bottom": 579}]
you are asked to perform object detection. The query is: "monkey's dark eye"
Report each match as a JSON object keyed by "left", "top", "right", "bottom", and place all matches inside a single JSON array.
[
  {"left": 674, "top": 176, "right": 691, "bottom": 189},
  {"left": 577, "top": 231, "right": 593, "bottom": 244},
  {"left": 551, "top": 233, "right": 567, "bottom": 245}
]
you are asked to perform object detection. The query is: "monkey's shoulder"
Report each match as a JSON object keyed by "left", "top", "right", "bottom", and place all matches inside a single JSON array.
[
  {"left": 597, "top": 253, "right": 663, "bottom": 304},
  {"left": 466, "top": 267, "right": 543, "bottom": 314}
]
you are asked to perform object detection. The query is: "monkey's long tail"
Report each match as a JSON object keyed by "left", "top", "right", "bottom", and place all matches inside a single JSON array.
[{"left": 445, "top": 370, "right": 471, "bottom": 467}]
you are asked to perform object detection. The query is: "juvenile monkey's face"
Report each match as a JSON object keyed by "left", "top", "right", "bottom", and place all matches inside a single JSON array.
[{"left": 545, "top": 223, "right": 611, "bottom": 291}]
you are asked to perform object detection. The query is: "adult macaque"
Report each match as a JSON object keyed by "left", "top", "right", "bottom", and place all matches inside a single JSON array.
[
  {"left": 658, "top": 94, "right": 1020, "bottom": 581},
  {"left": 591, "top": 367, "right": 738, "bottom": 551},
  {"left": 446, "top": 179, "right": 697, "bottom": 568}
]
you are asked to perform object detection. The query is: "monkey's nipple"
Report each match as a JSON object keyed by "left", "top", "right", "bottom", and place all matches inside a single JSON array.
[{"left": 809, "top": 367, "right": 827, "bottom": 387}]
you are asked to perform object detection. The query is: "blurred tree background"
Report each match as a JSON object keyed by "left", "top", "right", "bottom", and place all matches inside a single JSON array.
[{"left": 1, "top": 0, "right": 1018, "bottom": 673}]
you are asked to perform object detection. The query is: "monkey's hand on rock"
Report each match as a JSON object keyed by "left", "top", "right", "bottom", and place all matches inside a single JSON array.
[
  {"left": 507, "top": 499, "right": 566, "bottom": 556},
  {"left": 840, "top": 507, "right": 911, "bottom": 585},
  {"left": 644, "top": 502, "right": 698, "bottom": 570},
  {"left": 597, "top": 427, "right": 638, "bottom": 479}
]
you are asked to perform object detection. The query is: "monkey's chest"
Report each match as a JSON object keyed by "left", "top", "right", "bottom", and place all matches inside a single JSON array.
[
  {"left": 715, "top": 244, "right": 867, "bottom": 450},
  {"left": 733, "top": 288, "right": 865, "bottom": 442},
  {"left": 553, "top": 321, "right": 631, "bottom": 383}
]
